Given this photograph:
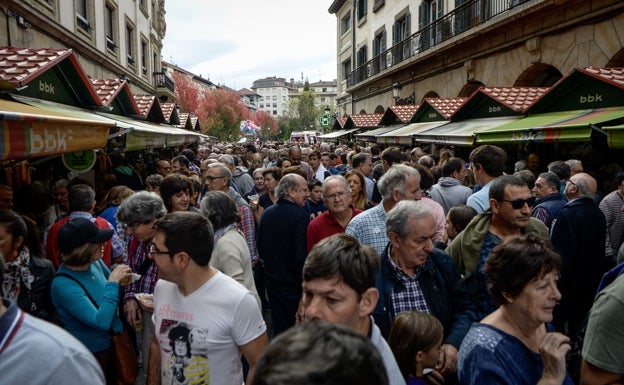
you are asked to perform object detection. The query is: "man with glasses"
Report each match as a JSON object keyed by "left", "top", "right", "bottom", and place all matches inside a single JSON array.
[
  {"left": 307, "top": 175, "right": 363, "bottom": 251},
  {"left": 346, "top": 164, "right": 422, "bottom": 257},
  {"left": 147, "top": 212, "right": 268, "bottom": 385},
  {"left": 446, "top": 175, "right": 549, "bottom": 319},
  {"left": 551, "top": 172, "right": 607, "bottom": 342},
  {"left": 205, "top": 163, "right": 259, "bottom": 266},
  {"left": 116, "top": 191, "right": 167, "bottom": 378}
]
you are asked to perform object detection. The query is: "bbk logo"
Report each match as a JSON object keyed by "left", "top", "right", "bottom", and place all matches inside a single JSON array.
[
  {"left": 30, "top": 128, "right": 71, "bottom": 154},
  {"left": 489, "top": 105, "right": 502, "bottom": 113},
  {"left": 39, "top": 80, "right": 55, "bottom": 95},
  {"left": 580, "top": 94, "right": 603, "bottom": 103}
]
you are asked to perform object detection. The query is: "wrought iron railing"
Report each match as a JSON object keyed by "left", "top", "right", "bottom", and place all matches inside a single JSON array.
[
  {"left": 153, "top": 71, "right": 174, "bottom": 93},
  {"left": 347, "top": 0, "right": 531, "bottom": 87}
]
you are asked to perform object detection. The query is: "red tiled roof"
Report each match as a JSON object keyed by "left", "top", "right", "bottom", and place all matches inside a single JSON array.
[
  {"left": 161, "top": 102, "right": 176, "bottom": 121},
  {"left": 424, "top": 97, "right": 467, "bottom": 119},
  {"left": 134, "top": 94, "right": 156, "bottom": 117},
  {"left": 178, "top": 112, "right": 189, "bottom": 128},
  {"left": 349, "top": 113, "right": 383, "bottom": 128},
  {"left": 336, "top": 117, "right": 347, "bottom": 129},
  {"left": 89, "top": 78, "right": 124, "bottom": 105},
  {"left": 190, "top": 115, "right": 199, "bottom": 130},
  {"left": 580, "top": 66, "right": 624, "bottom": 88},
  {"left": 479, "top": 87, "right": 549, "bottom": 112},
  {"left": 0, "top": 46, "right": 73, "bottom": 87},
  {"left": 388, "top": 104, "right": 419, "bottom": 122}
]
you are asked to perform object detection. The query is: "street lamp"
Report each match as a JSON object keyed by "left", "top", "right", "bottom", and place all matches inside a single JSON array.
[{"left": 392, "top": 81, "right": 403, "bottom": 104}]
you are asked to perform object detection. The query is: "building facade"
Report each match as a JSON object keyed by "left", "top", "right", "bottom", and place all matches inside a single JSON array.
[
  {"left": 252, "top": 76, "right": 297, "bottom": 117},
  {"left": 0, "top": 0, "right": 167, "bottom": 97},
  {"left": 328, "top": 0, "right": 624, "bottom": 117}
]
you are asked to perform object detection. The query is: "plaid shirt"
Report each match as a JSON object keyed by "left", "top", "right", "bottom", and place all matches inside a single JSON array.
[
  {"left": 123, "top": 238, "right": 158, "bottom": 304},
  {"left": 238, "top": 203, "right": 259, "bottom": 264},
  {"left": 345, "top": 203, "right": 388, "bottom": 256},
  {"left": 387, "top": 250, "right": 431, "bottom": 316}
]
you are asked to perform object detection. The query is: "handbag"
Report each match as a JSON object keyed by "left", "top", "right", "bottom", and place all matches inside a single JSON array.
[{"left": 56, "top": 269, "right": 138, "bottom": 385}]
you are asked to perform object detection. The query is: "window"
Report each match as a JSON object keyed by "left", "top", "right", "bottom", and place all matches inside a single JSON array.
[
  {"left": 343, "top": 59, "right": 352, "bottom": 79},
  {"left": 356, "top": 45, "right": 367, "bottom": 67},
  {"left": 141, "top": 39, "right": 148, "bottom": 75},
  {"left": 373, "top": 30, "right": 386, "bottom": 56},
  {"left": 76, "top": 0, "right": 90, "bottom": 31},
  {"left": 341, "top": 13, "right": 351, "bottom": 35},
  {"left": 357, "top": 0, "right": 367, "bottom": 21},
  {"left": 105, "top": 4, "right": 116, "bottom": 50},
  {"left": 393, "top": 13, "right": 411, "bottom": 44},
  {"left": 126, "top": 23, "right": 135, "bottom": 65}
]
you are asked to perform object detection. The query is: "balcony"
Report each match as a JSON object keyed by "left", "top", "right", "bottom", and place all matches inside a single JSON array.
[
  {"left": 153, "top": 71, "right": 175, "bottom": 102},
  {"left": 347, "top": 0, "right": 531, "bottom": 88}
]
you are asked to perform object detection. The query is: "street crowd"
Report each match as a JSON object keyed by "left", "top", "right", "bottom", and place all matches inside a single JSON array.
[{"left": 1, "top": 139, "right": 623, "bottom": 385}]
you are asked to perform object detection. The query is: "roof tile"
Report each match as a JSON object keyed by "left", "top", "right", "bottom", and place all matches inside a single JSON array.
[
  {"left": 480, "top": 87, "right": 549, "bottom": 112},
  {"left": 389, "top": 104, "right": 419, "bottom": 122}
]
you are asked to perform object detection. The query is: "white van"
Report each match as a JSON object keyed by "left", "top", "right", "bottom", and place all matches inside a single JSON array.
[{"left": 290, "top": 131, "right": 321, "bottom": 145}]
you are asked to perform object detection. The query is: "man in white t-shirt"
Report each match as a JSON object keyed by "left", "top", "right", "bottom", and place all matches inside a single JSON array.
[{"left": 147, "top": 211, "right": 268, "bottom": 385}]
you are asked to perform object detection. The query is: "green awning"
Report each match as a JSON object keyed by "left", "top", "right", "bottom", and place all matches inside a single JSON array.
[
  {"left": 414, "top": 117, "right": 520, "bottom": 146},
  {"left": 377, "top": 121, "right": 448, "bottom": 145},
  {"left": 603, "top": 125, "right": 624, "bottom": 149},
  {"left": 476, "top": 108, "right": 624, "bottom": 144},
  {"left": 355, "top": 124, "right": 406, "bottom": 142}
]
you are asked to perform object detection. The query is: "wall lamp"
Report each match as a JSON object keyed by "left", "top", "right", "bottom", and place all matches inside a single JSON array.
[{"left": 392, "top": 81, "right": 403, "bottom": 102}]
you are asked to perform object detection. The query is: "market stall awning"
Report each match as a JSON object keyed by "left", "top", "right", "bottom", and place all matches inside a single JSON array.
[
  {"left": 355, "top": 125, "right": 406, "bottom": 142},
  {"left": 319, "top": 128, "right": 359, "bottom": 142},
  {"left": 0, "top": 99, "right": 114, "bottom": 160},
  {"left": 376, "top": 121, "right": 448, "bottom": 145},
  {"left": 603, "top": 125, "right": 624, "bottom": 149},
  {"left": 414, "top": 117, "right": 520, "bottom": 146},
  {"left": 99, "top": 113, "right": 205, "bottom": 151},
  {"left": 475, "top": 108, "right": 624, "bottom": 144}
]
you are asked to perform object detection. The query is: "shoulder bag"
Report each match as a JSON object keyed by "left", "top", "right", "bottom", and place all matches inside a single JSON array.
[{"left": 56, "top": 270, "right": 138, "bottom": 385}]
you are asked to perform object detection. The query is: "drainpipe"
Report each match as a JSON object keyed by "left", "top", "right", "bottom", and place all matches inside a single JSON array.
[
  {"left": 2, "top": 7, "right": 12, "bottom": 46},
  {"left": 351, "top": 0, "right": 356, "bottom": 114}
]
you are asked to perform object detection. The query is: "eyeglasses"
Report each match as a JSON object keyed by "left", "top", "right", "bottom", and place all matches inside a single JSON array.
[
  {"left": 566, "top": 179, "right": 578, "bottom": 188},
  {"left": 204, "top": 175, "right": 225, "bottom": 182},
  {"left": 500, "top": 196, "right": 536, "bottom": 209},
  {"left": 325, "top": 191, "right": 348, "bottom": 200},
  {"left": 149, "top": 244, "right": 175, "bottom": 257}
]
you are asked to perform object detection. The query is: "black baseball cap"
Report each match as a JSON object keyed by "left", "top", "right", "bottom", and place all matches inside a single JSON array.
[{"left": 58, "top": 217, "right": 114, "bottom": 254}]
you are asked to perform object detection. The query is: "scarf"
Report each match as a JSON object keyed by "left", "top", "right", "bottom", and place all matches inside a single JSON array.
[
  {"left": 1, "top": 247, "right": 34, "bottom": 302},
  {"left": 213, "top": 223, "right": 239, "bottom": 244}
]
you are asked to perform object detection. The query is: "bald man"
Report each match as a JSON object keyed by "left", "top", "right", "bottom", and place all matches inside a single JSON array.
[{"left": 551, "top": 172, "right": 607, "bottom": 342}]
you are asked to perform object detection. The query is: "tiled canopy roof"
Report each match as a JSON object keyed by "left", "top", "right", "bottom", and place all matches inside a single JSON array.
[
  {"left": 349, "top": 113, "right": 383, "bottom": 127},
  {"left": 134, "top": 94, "right": 156, "bottom": 116},
  {"left": 161, "top": 102, "right": 176, "bottom": 122},
  {"left": 388, "top": 104, "right": 419, "bottom": 122},
  {"left": 580, "top": 66, "right": 624, "bottom": 88},
  {"left": 424, "top": 97, "right": 467, "bottom": 119},
  {"left": 0, "top": 46, "right": 72, "bottom": 87},
  {"left": 89, "top": 78, "right": 124, "bottom": 105},
  {"left": 479, "top": 87, "right": 548, "bottom": 112}
]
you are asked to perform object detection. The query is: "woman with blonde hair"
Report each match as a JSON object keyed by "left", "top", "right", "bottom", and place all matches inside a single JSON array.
[{"left": 345, "top": 170, "right": 373, "bottom": 210}]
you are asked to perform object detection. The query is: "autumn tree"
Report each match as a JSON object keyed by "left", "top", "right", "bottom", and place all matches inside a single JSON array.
[
  {"left": 201, "top": 88, "right": 250, "bottom": 141},
  {"left": 172, "top": 72, "right": 200, "bottom": 114}
]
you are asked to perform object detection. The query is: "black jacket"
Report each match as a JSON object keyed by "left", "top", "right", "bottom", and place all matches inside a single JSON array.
[{"left": 17, "top": 255, "right": 59, "bottom": 324}]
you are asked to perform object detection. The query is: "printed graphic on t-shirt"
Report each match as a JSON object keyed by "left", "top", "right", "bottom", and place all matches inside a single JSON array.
[{"left": 159, "top": 319, "right": 210, "bottom": 385}]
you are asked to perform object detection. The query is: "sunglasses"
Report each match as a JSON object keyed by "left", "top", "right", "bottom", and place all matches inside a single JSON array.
[{"left": 500, "top": 196, "right": 536, "bottom": 209}]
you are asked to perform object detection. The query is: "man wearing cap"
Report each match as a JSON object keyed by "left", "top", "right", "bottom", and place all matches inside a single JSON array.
[
  {"left": 147, "top": 212, "right": 268, "bottom": 385},
  {"left": 0, "top": 242, "right": 106, "bottom": 384},
  {"left": 44, "top": 183, "right": 124, "bottom": 269},
  {"left": 116, "top": 191, "right": 167, "bottom": 378}
]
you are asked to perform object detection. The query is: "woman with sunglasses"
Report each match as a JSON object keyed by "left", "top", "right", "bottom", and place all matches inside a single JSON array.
[{"left": 446, "top": 175, "right": 549, "bottom": 320}]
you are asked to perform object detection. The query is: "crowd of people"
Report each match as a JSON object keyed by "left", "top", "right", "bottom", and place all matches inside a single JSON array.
[{"left": 1, "top": 139, "right": 624, "bottom": 385}]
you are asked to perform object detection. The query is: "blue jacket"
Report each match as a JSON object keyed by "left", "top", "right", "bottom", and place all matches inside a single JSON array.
[{"left": 373, "top": 246, "right": 477, "bottom": 349}]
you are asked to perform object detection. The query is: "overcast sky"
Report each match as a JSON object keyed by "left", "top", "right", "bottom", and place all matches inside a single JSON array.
[{"left": 161, "top": 1, "right": 338, "bottom": 90}]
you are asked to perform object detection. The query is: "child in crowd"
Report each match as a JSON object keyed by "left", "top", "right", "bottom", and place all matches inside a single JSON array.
[
  {"left": 388, "top": 311, "right": 444, "bottom": 385},
  {"left": 305, "top": 179, "right": 327, "bottom": 220},
  {"left": 435, "top": 205, "right": 478, "bottom": 249}
]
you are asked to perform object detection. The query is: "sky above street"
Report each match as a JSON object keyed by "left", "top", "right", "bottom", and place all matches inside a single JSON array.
[{"left": 161, "top": 1, "right": 338, "bottom": 90}]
